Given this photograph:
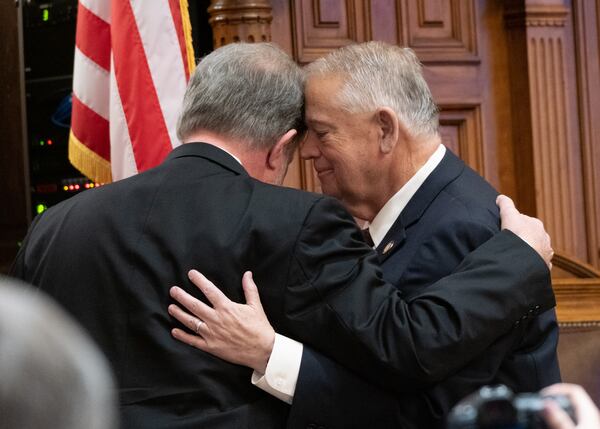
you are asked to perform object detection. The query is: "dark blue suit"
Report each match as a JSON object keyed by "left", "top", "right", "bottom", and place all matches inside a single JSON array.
[{"left": 288, "top": 149, "right": 560, "bottom": 429}]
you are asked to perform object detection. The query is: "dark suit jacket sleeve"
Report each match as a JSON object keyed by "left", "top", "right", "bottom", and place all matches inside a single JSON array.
[
  {"left": 10, "top": 213, "right": 45, "bottom": 279},
  {"left": 287, "top": 347, "right": 418, "bottom": 429},
  {"left": 288, "top": 218, "right": 499, "bottom": 428},
  {"left": 282, "top": 197, "right": 554, "bottom": 392}
]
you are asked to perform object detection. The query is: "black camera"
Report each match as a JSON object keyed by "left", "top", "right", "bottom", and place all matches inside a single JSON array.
[{"left": 447, "top": 385, "right": 576, "bottom": 429}]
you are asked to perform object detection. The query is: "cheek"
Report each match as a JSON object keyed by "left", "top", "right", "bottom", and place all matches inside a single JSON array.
[{"left": 319, "top": 177, "right": 341, "bottom": 199}]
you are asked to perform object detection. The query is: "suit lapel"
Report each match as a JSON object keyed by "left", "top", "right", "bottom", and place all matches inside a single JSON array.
[
  {"left": 165, "top": 142, "right": 249, "bottom": 176},
  {"left": 376, "top": 149, "right": 465, "bottom": 263},
  {"left": 375, "top": 217, "right": 407, "bottom": 263}
]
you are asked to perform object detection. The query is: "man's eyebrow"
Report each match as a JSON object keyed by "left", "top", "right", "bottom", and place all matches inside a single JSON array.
[{"left": 306, "top": 118, "right": 330, "bottom": 127}]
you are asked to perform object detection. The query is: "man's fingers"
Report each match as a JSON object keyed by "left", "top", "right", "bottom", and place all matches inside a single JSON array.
[
  {"left": 171, "top": 328, "right": 209, "bottom": 351},
  {"left": 169, "top": 287, "right": 215, "bottom": 321},
  {"left": 168, "top": 304, "right": 209, "bottom": 336},
  {"left": 188, "top": 269, "right": 229, "bottom": 309},
  {"left": 497, "top": 195, "right": 520, "bottom": 227},
  {"left": 542, "top": 401, "right": 576, "bottom": 429},
  {"left": 496, "top": 194, "right": 516, "bottom": 211},
  {"left": 543, "top": 383, "right": 600, "bottom": 425},
  {"left": 242, "top": 271, "right": 262, "bottom": 308}
]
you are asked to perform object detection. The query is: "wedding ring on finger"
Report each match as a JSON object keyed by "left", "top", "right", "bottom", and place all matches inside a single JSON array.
[{"left": 194, "top": 318, "right": 203, "bottom": 334}]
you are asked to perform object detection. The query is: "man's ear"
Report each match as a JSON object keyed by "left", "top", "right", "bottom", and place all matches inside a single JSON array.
[
  {"left": 375, "top": 107, "right": 401, "bottom": 154},
  {"left": 267, "top": 129, "right": 298, "bottom": 170}
]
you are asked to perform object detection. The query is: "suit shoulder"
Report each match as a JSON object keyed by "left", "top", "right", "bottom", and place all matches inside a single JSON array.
[
  {"left": 250, "top": 180, "right": 332, "bottom": 212},
  {"left": 441, "top": 165, "right": 499, "bottom": 225},
  {"left": 447, "top": 165, "right": 498, "bottom": 201}
]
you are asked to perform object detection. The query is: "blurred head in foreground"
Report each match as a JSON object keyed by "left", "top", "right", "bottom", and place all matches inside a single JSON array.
[{"left": 0, "top": 276, "right": 117, "bottom": 429}]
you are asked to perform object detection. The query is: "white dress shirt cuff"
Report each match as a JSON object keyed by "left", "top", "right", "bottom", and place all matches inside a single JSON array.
[{"left": 251, "top": 333, "right": 303, "bottom": 404}]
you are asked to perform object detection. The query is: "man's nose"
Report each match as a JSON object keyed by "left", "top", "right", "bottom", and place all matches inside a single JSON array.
[{"left": 300, "top": 133, "right": 320, "bottom": 160}]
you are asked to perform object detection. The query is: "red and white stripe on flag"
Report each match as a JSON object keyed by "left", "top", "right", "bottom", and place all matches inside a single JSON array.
[{"left": 69, "top": 0, "right": 195, "bottom": 183}]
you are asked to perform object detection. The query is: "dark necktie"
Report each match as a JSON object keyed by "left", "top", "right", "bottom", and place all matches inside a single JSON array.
[{"left": 361, "top": 228, "right": 374, "bottom": 247}]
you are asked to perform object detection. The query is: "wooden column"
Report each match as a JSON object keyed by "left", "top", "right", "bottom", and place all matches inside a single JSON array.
[
  {"left": 0, "top": 0, "right": 30, "bottom": 273},
  {"left": 571, "top": 0, "right": 600, "bottom": 268},
  {"left": 504, "top": 0, "right": 589, "bottom": 263},
  {"left": 208, "top": 0, "right": 273, "bottom": 47}
]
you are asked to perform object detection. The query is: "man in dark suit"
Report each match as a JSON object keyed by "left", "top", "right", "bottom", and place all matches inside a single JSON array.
[
  {"left": 168, "top": 42, "right": 560, "bottom": 428},
  {"left": 12, "top": 42, "right": 554, "bottom": 429}
]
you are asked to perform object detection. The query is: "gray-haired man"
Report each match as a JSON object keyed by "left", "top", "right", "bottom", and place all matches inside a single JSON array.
[{"left": 169, "top": 42, "right": 560, "bottom": 429}]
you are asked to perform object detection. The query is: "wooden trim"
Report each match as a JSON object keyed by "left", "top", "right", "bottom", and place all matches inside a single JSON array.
[
  {"left": 505, "top": 4, "right": 569, "bottom": 28},
  {"left": 553, "top": 251, "right": 600, "bottom": 278},
  {"left": 554, "top": 278, "right": 600, "bottom": 323},
  {"left": 208, "top": 0, "right": 273, "bottom": 46}
]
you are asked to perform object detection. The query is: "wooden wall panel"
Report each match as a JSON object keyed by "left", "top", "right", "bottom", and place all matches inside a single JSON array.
[
  {"left": 401, "top": 0, "right": 479, "bottom": 63},
  {"left": 439, "top": 105, "right": 484, "bottom": 174},
  {"left": 369, "top": 0, "right": 399, "bottom": 44},
  {"left": 282, "top": 0, "right": 490, "bottom": 193},
  {"left": 292, "top": 0, "right": 370, "bottom": 63}
]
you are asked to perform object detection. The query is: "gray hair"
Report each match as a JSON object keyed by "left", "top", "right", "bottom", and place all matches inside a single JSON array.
[
  {"left": 0, "top": 277, "right": 117, "bottom": 429},
  {"left": 177, "top": 43, "right": 305, "bottom": 150},
  {"left": 305, "top": 41, "right": 439, "bottom": 137}
]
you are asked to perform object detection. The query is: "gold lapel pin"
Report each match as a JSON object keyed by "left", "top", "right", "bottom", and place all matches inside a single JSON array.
[{"left": 383, "top": 241, "right": 395, "bottom": 255}]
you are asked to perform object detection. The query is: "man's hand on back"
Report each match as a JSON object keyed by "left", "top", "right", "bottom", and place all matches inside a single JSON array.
[
  {"left": 497, "top": 195, "right": 554, "bottom": 269},
  {"left": 168, "top": 270, "right": 274, "bottom": 373}
]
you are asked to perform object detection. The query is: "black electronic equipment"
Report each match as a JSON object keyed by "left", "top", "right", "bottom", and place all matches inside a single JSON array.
[
  {"left": 447, "top": 385, "right": 576, "bottom": 429},
  {"left": 22, "top": 0, "right": 82, "bottom": 218}
]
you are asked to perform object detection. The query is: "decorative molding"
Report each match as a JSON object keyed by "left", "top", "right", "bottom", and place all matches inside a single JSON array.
[
  {"left": 527, "top": 32, "right": 588, "bottom": 261},
  {"left": 208, "top": 0, "right": 273, "bottom": 47},
  {"left": 401, "top": 0, "right": 480, "bottom": 64},
  {"left": 505, "top": 4, "right": 569, "bottom": 28},
  {"left": 313, "top": 0, "right": 339, "bottom": 28},
  {"left": 559, "top": 321, "right": 600, "bottom": 329},
  {"left": 553, "top": 251, "right": 600, "bottom": 279},
  {"left": 418, "top": 0, "right": 444, "bottom": 28},
  {"left": 552, "top": 253, "right": 600, "bottom": 324},
  {"left": 438, "top": 104, "right": 485, "bottom": 176},
  {"left": 291, "top": 0, "right": 369, "bottom": 64},
  {"left": 554, "top": 278, "right": 600, "bottom": 323}
]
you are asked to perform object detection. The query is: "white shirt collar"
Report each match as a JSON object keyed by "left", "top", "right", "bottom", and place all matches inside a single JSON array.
[{"left": 366, "top": 144, "right": 446, "bottom": 247}]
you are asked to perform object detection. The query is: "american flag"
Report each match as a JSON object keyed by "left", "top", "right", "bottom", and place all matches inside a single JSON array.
[{"left": 69, "top": 0, "right": 195, "bottom": 183}]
